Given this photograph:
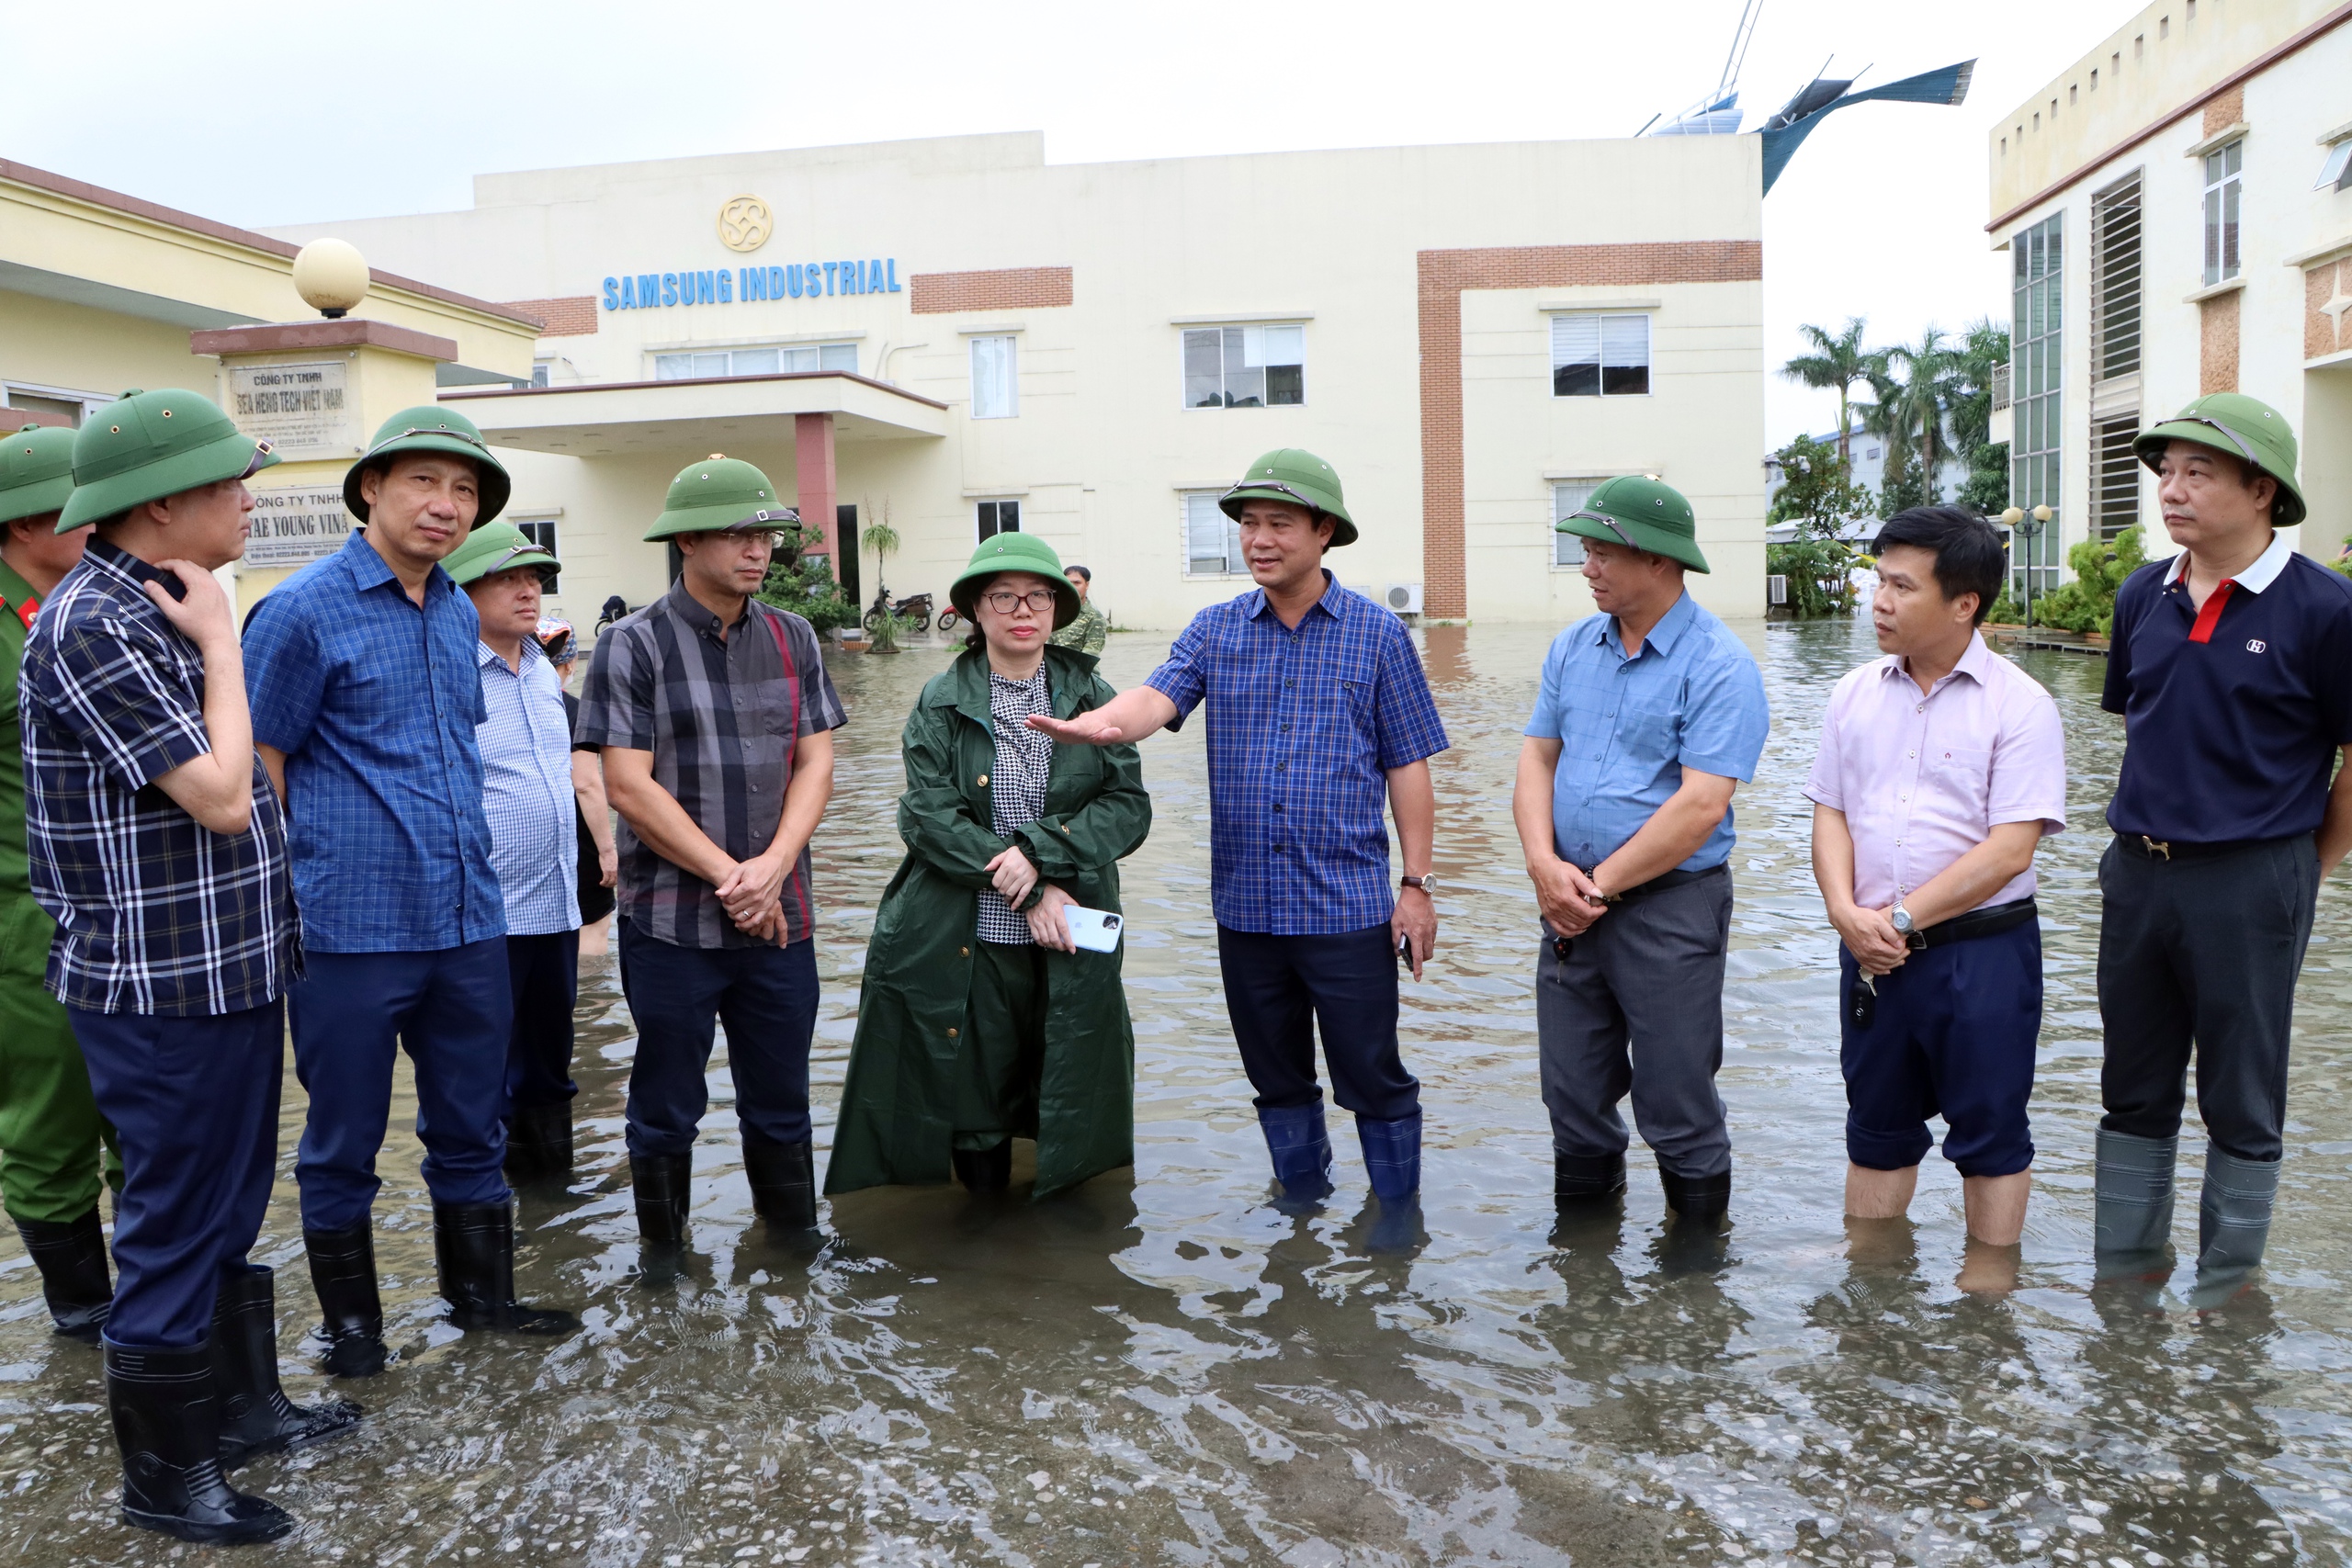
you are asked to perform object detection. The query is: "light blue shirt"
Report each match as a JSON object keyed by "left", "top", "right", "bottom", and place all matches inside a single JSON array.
[
  {"left": 476, "top": 637, "right": 579, "bottom": 936},
  {"left": 1523, "top": 592, "right": 1770, "bottom": 874}
]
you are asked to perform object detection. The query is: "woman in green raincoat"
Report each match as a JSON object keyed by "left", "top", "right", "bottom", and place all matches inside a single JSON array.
[{"left": 825, "top": 535, "right": 1150, "bottom": 1199}]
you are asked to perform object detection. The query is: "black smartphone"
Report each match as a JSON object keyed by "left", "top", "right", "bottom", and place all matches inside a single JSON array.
[{"left": 1397, "top": 934, "right": 1414, "bottom": 971}]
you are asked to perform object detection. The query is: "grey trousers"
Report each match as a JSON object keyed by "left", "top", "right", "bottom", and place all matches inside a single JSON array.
[
  {"left": 2098, "top": 832, "right": 2319, "bottom": 1164},
  {"left": 1535, "top": 869, "right": 1735, "bottom": 1179}
]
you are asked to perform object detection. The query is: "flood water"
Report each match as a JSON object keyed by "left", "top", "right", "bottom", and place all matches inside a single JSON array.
[{"left": 8, "top": 615, "right": 2352, "bottom": 1567}]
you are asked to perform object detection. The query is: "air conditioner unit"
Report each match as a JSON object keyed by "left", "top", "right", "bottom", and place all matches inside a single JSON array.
[
  {"left": 1385, "top": 582, "right": 1424, "bottom": 615},
  {"left": 1768, "top": 574, "right": 1790, "bottom": 606}
]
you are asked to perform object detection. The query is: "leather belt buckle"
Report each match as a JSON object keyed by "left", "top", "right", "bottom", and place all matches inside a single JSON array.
[
  {"left": 1905, "top": 931, "right": 1927, "bottom": 952},
  {"left": 2141, "top": 835, "right": 2172, "bottom": 862}
]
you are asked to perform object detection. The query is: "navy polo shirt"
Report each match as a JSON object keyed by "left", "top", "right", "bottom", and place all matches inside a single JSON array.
[{"left": 2103, "top": 534, "right": 2352, "bottom": 845}]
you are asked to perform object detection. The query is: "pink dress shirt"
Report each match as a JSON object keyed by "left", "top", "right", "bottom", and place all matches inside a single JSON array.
[{"left": 1803, "top": 632, "right": 2067, "bottom": 912}]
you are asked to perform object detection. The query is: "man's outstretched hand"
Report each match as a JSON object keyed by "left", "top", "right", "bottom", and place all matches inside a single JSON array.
[
  {"left": 1025, "top": 712, "right": 1124, "bottom": 744},
  {"left": 1023, "top": 686, "right": 1181, "bottom": 748}
]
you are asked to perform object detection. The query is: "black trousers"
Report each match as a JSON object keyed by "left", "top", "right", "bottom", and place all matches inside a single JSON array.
[
  {"left": 1216, "top": 923, "right": 1420, "bottom": 1121},
  {"left": 504, "top": 930, "right": 581, "bottom": 1114},
  {"left": 2098, "top": 833, "right": 2319, "bottom": 1163}
]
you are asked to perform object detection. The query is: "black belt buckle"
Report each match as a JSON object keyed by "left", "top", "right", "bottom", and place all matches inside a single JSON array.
[{"left": 1848, "top": 971, "right": 1877, "bottom": 1030}]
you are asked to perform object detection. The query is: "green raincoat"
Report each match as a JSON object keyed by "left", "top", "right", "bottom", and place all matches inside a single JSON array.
[{"left": 826, "top": 644, "right": 1149, "bottom": 1199}]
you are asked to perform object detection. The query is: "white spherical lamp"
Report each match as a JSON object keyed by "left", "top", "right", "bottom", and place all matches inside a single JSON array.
[{"left": 292, "top": 239, "right": 370, "bottom": 320}]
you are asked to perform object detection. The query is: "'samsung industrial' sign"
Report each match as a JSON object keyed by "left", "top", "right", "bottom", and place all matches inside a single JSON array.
[{"left": 602, "top": 259, "right": 901, "bottom": 310}]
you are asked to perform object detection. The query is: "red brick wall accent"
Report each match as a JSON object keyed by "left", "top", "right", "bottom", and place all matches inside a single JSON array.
[
  {"left": 909, "top": 267, "right": 1074, "bottom": 314},
  {"left": 1416, "top": 242, "right": 1763, "bottom": 618},
  {"left": 2202, "top": 85, "right": 2245, "bottom": 138},
  {"left": 499, "top": 297, "right": 597, "bottom": 337}
]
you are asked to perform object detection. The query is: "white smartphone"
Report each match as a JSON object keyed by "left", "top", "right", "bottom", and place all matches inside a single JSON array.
[{"left": 1063, "top": 906, "right": 1124, "bottom": 953}]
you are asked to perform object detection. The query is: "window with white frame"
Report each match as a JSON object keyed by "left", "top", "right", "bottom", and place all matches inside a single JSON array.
[
  {"left": 653, "top": 343, "right": 856, "bottom": 380},
  {"left": 1552, "top": 481, "right": 1600, "bottom": 567},
  {"left": 970, "top": 335, "right": 1018, "bottom": 419},
  {"left": 2201, "top": 139, "right": 2242, "bottom": 287},
  {"left": 1551, "top": 313, "right": 1651, "bottom": 397},
  {"left": 530, "top": 361, "right": 552, "bottom": 389},
  {"left": 514, "top": 518, "right": 558, "bottom": 558},
  {"left": 1182, "top": 324, "right": 1304, "bottom": 409},
  {"left": 3, "top": 381, "right": 112, "bottom": 427},
  {"left": 976, "top": 499, "right": 1021, "bottom": 540},
  {"left": 1183, "top": 492, "right": 1245, "bottom": 575}
]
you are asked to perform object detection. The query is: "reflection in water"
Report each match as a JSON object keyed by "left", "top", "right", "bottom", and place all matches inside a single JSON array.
[{"left": 6, "top": 618, "right": 2352, "bottom": 1565}]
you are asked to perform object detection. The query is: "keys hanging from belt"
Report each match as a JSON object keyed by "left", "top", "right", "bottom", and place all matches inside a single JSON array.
[{"left": 1849, "top": 969, "right": 1878, "bottom": 1030}]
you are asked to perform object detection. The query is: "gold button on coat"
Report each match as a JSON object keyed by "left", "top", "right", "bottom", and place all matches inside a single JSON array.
[
  {"left": 978, "top": 773, "right": 989, "bottom": 787},
  {"left": 947, "top": 1026, "right": 959, "bottom": 1038}
]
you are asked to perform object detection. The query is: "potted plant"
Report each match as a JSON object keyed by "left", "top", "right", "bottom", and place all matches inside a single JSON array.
[{"left": 861, "top": 501, "right": 905, "bottom": 653}]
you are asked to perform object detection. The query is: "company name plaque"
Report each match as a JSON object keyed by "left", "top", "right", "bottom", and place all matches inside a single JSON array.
[
  {"left": 225, "top": 361, "right": 359, "bottom": 459},
  {"left": 242, "top": 485, "right": 353, "bottom": 569}
]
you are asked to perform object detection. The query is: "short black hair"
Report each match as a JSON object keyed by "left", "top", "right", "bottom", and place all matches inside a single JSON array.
[
  {"left": 1871, "top": 506, "right": 2006, "bottom": 624},
  {"left": 1064, "top": 564, "right": 1091, "bottom": 581}
]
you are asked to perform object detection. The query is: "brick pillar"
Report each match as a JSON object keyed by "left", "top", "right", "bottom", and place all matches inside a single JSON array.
[{"left": 795, "top": 412, "right": 839, "bottom": 566}]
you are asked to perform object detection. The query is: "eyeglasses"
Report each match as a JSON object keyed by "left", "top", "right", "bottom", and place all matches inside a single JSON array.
[
  {"left": 983, "top": 589, "right": 1058, "bottom": 615},
  {"left": 700, "top": 529, "right": 786, "bottom": 551}
]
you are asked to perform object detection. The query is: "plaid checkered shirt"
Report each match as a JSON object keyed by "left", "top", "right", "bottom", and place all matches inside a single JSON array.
[
  {"left": 977, "top": 666, "right": 1054, "bottom": 944},
  {"left": 1145, "top": 571, "right": 1449, "bottom": 934},
  {"left": 575, "top": 581, "right": 846, "bottom": 949},
  {"left": 243, "top": 531, "right": 504, "bottom": 953},
  {"left": 477, "top": 636, "right": 581, "bottom": 936},
  {"left": 19, "top": 539, "right": 300, "bottom": 1015}
]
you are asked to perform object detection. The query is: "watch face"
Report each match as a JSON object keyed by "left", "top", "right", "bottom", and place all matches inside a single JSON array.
[{"left": 1891, "top": 908, "right": 1913, "bottom": 933}]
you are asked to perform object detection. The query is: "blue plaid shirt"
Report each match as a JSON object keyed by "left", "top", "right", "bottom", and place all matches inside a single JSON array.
[
  {"left": 243, "top": 531, "right": 505, "bottom": 953},
  {"left": 477, "top": 637, "right": 579, "bottom": 936},
  {"left": 1146, "top": 571, "right": 1448, "bottom": 934},
  {"left": 1523, "top": 592, "right": 1770, "bottom": 874}
]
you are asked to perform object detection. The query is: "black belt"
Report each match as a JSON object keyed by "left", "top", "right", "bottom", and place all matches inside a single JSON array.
[
  {"left": 1905, "top": 896, "right": 2037, "bottom": 951},
  {"left": 1591, "top": 862, "right": 1727, "bottom": 905},
  {"left": 2114, "top": 831, "right": 2278, "bottom": 863}
]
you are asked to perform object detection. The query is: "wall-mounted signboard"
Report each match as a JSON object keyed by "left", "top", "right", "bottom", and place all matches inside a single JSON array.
[
  {"left": 224, "top": 361, "right": 361, "bottom": 460},
  {"left": 242, "top": 484, "right": 353, "bottom": 569}
]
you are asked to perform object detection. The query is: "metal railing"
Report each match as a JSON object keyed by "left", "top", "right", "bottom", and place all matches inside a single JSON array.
[{"left": 1990, "top": 361, "right": 2011, "bottom": 412}]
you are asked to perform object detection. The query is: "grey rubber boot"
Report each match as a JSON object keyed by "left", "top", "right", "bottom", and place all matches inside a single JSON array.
[
  {"left": 2196, "top": 1145, "right": 2281, "bottom": 1274},
  {"left": 2093, "top": 1128, "right": 2177, "bottom": 1259}
]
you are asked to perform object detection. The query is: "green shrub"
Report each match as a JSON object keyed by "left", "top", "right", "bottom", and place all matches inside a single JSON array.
[
  {"left": 757, "top": 522, "right": 857, "bottom": 633},
  {"left": 1767, "top": 536, "right": 1860, "bottom": 619},
  {"left": 2029, "top": 526, "right": 2143, "bottom": 636}
]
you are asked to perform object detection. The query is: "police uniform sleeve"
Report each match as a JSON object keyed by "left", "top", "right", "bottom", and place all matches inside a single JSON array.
[{"left": 241, "top": 592, "right": 327, "bottom": 757}]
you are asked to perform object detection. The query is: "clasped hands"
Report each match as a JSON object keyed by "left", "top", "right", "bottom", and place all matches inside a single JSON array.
[
  {"left": 983, "top": 844, "right": 1080, "bottom": 953},
  {"left": 1529, "top": 856, "right": 1611, "bottom": 938},
  {"left": 714, "top": 850, "right": 790, "bottom": 940},
  {"left": 1828, "top": 901, "right": 1910, "bottom": 978}
]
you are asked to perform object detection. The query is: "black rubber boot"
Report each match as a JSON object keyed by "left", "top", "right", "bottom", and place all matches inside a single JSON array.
[
  {"left": 106, "top": 1340, "right": 294, "bottom": 1544},
  {"left": 630, "top": 1152, "right": 692, "bottom": 1245},
  {"left": 211, "top": 1266, "right": 363, "bottom": 1470},
  {"left": 741, "top": 1132, "right": 819, "bottom": 1228},
  {"left": 951, "top": 1140, "right": 1012, "bottom": 1194},
  {"left": 1658, "top": 1161, "right": 1732, "bottom": 1223},
  {"left": 504, "top": 1101, "right": 576, "bottom": 1180},
  {"left": 433, "top": 1201, "right": 579, "bottom": 1336},
  {"left": 13, "top": 1206, "right": 113, "bottom": 1344},
  {"left": 1554, "top": 1151, "right": 1627, "bottom": 1207},
  {"left": 302, "top": 1222, "right": 388, "bottom": 1378}
]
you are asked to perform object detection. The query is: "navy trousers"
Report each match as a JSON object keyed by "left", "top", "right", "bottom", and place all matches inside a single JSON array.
[
  {"left": 504, "top": 930, "right": 580, "bottom": 1113},
  {"left": 1838, "top": 917, "right": 2041, "bottom": 1179},
  {"left": 617, "top": 919, "right": 819, "bottom": 1158},
  {"left": 71, "top": 1000, "right": 282, "bottom": 1349},
  {"left": 1215, "top": 923, "right": 1420, "bottom": 1121},
  {"left": 289, "top": 938, "right": 514, "bottom": 1231}
]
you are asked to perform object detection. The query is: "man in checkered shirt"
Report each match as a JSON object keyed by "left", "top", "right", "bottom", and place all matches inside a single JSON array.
[
  {"left": 22, "top": 389, "right": 349, "bottom": 1542},
  {"left": 1028, "top": 448, "right": 1447, "bottom": 1208},
  {"left": 577, "top": 457, "right": 845, "bottom": 1260}
]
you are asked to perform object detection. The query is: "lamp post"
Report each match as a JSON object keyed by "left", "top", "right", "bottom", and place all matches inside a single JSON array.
[{"left": 1998, "top": 503, "right": 2054, "bottom": 626}]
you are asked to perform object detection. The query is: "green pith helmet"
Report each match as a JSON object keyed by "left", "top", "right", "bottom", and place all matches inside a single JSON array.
[
  {"left": 950, "top": 532, "right": 1080, "bottom": 630},
  {"left": 345, "top": 405, "right": 512, "bottom": 526},
  {"left": 2133, "top": 392, "right": 2305, "bottom": 527},
  {"left": 443, "top": 521, "right": 559, "bottom": 588},
  {"left": 1219, "top": 447, "right": 1357, "bottom": 547},
  {"left": 0, "top": 424, "right": 78, "bottom": 529},
  {"left": 1555, "top": 474, "right": 1710, "bottom": 573},
  {"left": 643, "top": 455, "right": 796, "bottom": 541},
  {"left": 57, "top": 389, "right": 280, "bottom": 535}
]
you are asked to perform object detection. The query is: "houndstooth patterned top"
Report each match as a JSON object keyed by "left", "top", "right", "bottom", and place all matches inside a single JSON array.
[{"left": 977, "top": 666, "right": 1054, "bottom": 944}]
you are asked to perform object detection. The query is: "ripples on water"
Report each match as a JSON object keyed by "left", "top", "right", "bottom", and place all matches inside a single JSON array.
[{"left": 6, "top": 617, "right": 2352, "bottom": 1566}]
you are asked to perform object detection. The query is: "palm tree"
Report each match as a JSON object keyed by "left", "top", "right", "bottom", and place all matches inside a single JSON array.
[
  {"left": 1864, "top": 330, "right": 1960, "bottom": 505},
  {"left": 1781, "top": 318, "right": 1872, "bottom": 468}
]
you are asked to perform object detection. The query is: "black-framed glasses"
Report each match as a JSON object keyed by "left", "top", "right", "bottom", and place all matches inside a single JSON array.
[{"left": 982, "top": 588, "right": 1057, "bottom": 615}]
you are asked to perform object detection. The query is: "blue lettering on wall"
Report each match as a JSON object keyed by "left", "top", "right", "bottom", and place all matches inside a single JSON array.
[{"left": 594, "top": 256, "right": 906, "bottom": 309}]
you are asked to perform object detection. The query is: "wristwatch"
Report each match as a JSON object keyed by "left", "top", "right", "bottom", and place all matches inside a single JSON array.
[
  {"left": 1890, "top": 904, "right": 1915, "bottom": 936},
  {"left": 1400, "top": 874, "right": 1439, "bottom": 896}
]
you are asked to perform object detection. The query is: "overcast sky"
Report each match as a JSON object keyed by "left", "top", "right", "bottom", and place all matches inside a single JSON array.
[{"left": 6, "top": 0, "right": 2122, "bottom": 448}]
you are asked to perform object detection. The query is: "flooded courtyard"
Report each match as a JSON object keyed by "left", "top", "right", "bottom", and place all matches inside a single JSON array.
[{"left": 7, "top": 615, "right": 2352, "bottom": 1567}]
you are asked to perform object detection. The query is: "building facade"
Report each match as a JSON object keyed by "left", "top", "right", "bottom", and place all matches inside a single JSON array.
[
  {"left": 1985, "top": 0, "right": 2352, "bottom": 589},
  {"left": 264, "top": 132, "right": 1769, "bottom": 630}
]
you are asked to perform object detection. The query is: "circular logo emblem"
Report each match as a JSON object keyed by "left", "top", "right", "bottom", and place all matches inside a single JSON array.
[{"left": 717, "top": 196, "right": 773, "bottom": 254}]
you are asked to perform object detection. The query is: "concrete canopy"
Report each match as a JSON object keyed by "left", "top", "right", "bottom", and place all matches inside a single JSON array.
[{"left": 438, "top": 370, "right": 947, "bottom": 457}]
